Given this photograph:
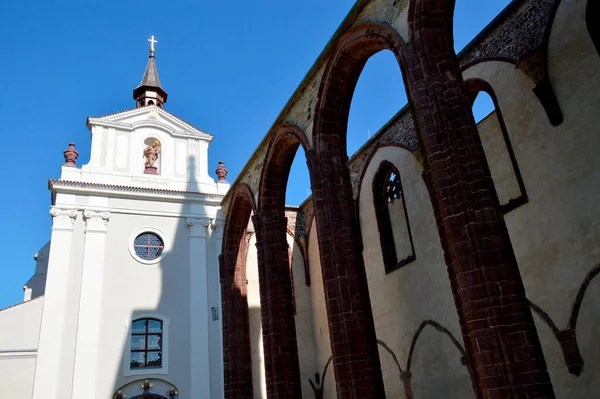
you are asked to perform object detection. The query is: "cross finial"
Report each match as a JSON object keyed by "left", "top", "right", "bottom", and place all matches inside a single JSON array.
[{"left": 148, "top": 35, "right": 158, "bottom": 55}]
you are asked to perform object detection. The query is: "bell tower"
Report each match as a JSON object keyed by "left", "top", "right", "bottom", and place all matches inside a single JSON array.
[{"left": 133, "top": 36, "right": 168, "bottom": 108}]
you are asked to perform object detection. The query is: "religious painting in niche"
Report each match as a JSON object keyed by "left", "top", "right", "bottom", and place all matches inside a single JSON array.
[
  {"left": 130, "top": 318, "right": 163, "bottom": 369},
  {"left": 144, "top": 137, "right": 161, "bottom": 175},
  {"left": 134, "top": 232, "right": 164, "bottom": 260},
  {"left": 372, "top": 161, "right": 415, "bottom": 273}
]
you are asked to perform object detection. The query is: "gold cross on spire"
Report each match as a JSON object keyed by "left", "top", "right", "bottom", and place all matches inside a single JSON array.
[{"left": 148, "top": 35, "right": 158, "bottom": 55}]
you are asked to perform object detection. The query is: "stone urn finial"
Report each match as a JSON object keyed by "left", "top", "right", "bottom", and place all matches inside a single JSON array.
[
  {"left": 64, "top": 142, "right": 79, "bottom": 165},
  {"left": 215, "top": 160, "right": 228, "bottom": 182}
]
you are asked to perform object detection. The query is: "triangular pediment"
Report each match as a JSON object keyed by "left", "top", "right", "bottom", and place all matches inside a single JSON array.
[{"left": 86, "top": 106, "right": 213, "bottom": 141}]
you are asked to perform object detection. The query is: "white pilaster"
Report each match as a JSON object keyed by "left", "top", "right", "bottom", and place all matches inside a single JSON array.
[
  {"left": 187, "top": 217, "right": 212, "bottom": 398},
  {"left": 32, "top": 208, "right": 77, "bottom": 399},
  {"left": 211, "top": 217, "right": 225, "bottom": 399},
  {"left": 71, "top": 210, "right": 110, "bottom": 399}
]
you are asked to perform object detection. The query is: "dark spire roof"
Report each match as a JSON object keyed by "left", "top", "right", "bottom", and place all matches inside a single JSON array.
[
  {"left": 133, "top": 54, "right": 168, "bottom": 107},
  {"left": 137, "top": 55, "right": 163, "bottom": 90}
]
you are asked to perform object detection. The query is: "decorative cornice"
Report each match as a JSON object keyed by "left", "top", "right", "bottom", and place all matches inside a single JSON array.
[
  {"left": 50, "top": 207, "right": 77, "bottom": 231},
  {"left": 48, "top": 179, "right": 225, "bottom": 200}
]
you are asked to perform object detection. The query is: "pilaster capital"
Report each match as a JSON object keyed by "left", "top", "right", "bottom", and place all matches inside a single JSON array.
[
  {"left": 50, "top": 207, "right": 78, "bottom": 231},
  {"left": 211, "top": 218, "right": 224, "bottom": 239},
  {"left": 187, "top": 217, "right": 211, "bottom": 238},
  {"left": 83, "top": 209, "right": 111, "bottom": 232}
]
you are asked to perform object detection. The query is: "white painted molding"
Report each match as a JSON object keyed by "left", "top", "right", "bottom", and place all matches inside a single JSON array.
[
  {"left": 83, "top": 209, "right": 111, "bottom": 232},
  {"left": 211, "top": 219, "right": 224, "bottom": 239},
  {"left": 186, "top": 217, "right": 212, "bottom": 238},
  {"left": 49, "top": 207, "right": 77, "bottom": 231}
]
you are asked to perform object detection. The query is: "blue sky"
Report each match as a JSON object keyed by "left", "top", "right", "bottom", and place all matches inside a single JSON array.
[{"left": 0, "top": 0, "right": 511, "bottom": 309}]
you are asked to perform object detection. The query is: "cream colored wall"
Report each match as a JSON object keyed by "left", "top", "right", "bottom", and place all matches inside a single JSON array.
[
  {"left": 245, "top": 227, "right": 320, "bottom": 398},
  {"left": 0, "top": 297, "right": 44, "bottom": 351},
  {"left": 461, "top": 0, "right": 600, "bottom": 396},
  {"left": 246, "top": 231, "right": 267, "bottom": 398},
  {"left": 0, "top": 297, "right": 44, "bottom": 399},
  {"left": 476, "top": 107, "right": 521, "bottom": 205},
  {"left": 290, "top": 236, "right": 318, "bottom": 398},
  {"left": 307, "top": 222, "right": 337, "bottom": 399},
  {"left": 359, "top": 146, "right": 473, "bottom": 398},
  {"left": 388, "top": 195, "right": 413, "bottom": 262},
  {"left": 0, "top": 357, "right": 37, "bottom": 399}
]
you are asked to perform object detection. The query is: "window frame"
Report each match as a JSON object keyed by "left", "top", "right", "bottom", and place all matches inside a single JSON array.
[
  {"left": 124, "top": 313, "right": 170, "bottom": 376},
  {"left": 465, "top": 78, "right": 528, "bottom": 214},
  {"left": 372, "top": 160, "right": 416, "bottom": 274},
  {"left": 129, "top": 227, "right": 170, "bottom": 265}
]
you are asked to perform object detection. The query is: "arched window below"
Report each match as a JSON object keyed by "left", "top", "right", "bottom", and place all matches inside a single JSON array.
[
  {"left": 125, "top": 314, "right": 170, "bottom": 376},
  {"left": 372, "top": 161, "right": 415, "bottom": 274},
  {"left": 148, "top": 100, "right": 155, "bottom": 106}
]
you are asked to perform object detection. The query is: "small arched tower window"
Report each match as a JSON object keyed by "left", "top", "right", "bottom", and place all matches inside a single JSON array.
[
  {"left": 143, "top": 137, "right": 161, "bottom": 175},
  {"left": 147, "top": 100, "right": 155, "bottom": 106},
  {"left": 130, "top": 318, "right": 163, "bottom": 369},
  {"left": 372, "top": 161, "right": 415, "bottom": 274}
]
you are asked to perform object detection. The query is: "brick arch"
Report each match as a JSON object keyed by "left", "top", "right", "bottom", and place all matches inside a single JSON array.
[
  {"left": 258, "top": 123, "right": 310, "bottom": 215},
  {"left": 313, "top": 22, "right": 407, "bottom": 155},
  {"left": 308, "top": 22, "right": 408, "bottom": 399},
  {"left": 407, "top": 1, "right": 555, "bottom": 398},
  {"left": 251, "top": 124, "right": 309, "bottom": 398},
  {"left": 220, "top": 183, "right": 257, "bottom": 399}
]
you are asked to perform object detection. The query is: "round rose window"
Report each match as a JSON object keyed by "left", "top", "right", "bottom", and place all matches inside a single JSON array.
[{"left": 133, "top": 232, "right": 165, "bottom": 260}]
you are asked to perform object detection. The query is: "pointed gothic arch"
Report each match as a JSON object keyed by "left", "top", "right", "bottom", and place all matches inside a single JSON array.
[
  {"left": 220, "top": 183, "right": 257, "bottom": 399},
  {"left": 252, "top": 124, "right": 310, "bottom": 398},
  {"left": 464, "top": 78, "right": 528, "bottom": 213},
  {"left": 406, "top": 0, "right": 554, "bottom": 397},
  {"left": 310, "top": 21, "right": 408, "bottom": 398}
]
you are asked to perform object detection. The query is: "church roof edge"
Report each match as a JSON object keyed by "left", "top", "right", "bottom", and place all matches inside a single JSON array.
[
  {"left": 48, "top": 179, "right": 225, "bottom": 198},
  {"left": 0, "top": 296, "right": 44, "bottom": 313},
  {"left": 86, "top": 106, "right": 214, "bottom": 138}
]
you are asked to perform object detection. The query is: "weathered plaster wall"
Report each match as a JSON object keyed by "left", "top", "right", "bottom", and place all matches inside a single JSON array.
[
  {"left": 359, "top": 146, "right": 473, "bottom": 398},
  {"left": 290, "top": 238, "right": 319, "bottom": 398},
  {"left": 246, "top": 225, "right": 320, "bottom": 398},
  {"left": 246, "top": 231, "right": 267, "bottom": 399},
  {"left": 225, "top": 0, "right": 600, "bottom": 397},
  {"left": 308, "top": 222, "right": 337, "bottom": 399},
  {"left": 476, "top": 109, "right": 522, "bottom": 206},
  {"left": 459, "top": 0, "right": 600, "bottom": 395}
]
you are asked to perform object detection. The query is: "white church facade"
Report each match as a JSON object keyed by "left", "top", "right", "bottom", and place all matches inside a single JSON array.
[{"left": 0, "top": 41, "right": 227, "bottom": 399}]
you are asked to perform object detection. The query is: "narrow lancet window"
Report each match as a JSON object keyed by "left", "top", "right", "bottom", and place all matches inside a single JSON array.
[{"left": 372, "top": 161, "right": 415, "bottom": 273}]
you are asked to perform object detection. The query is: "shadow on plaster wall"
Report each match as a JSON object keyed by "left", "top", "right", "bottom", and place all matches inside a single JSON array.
[
  {"left": 110, "top": 155, "right": 215, "bottom": 399},
  {"left": 308, "top": 328, "right": 469, "bottom": 399}
]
